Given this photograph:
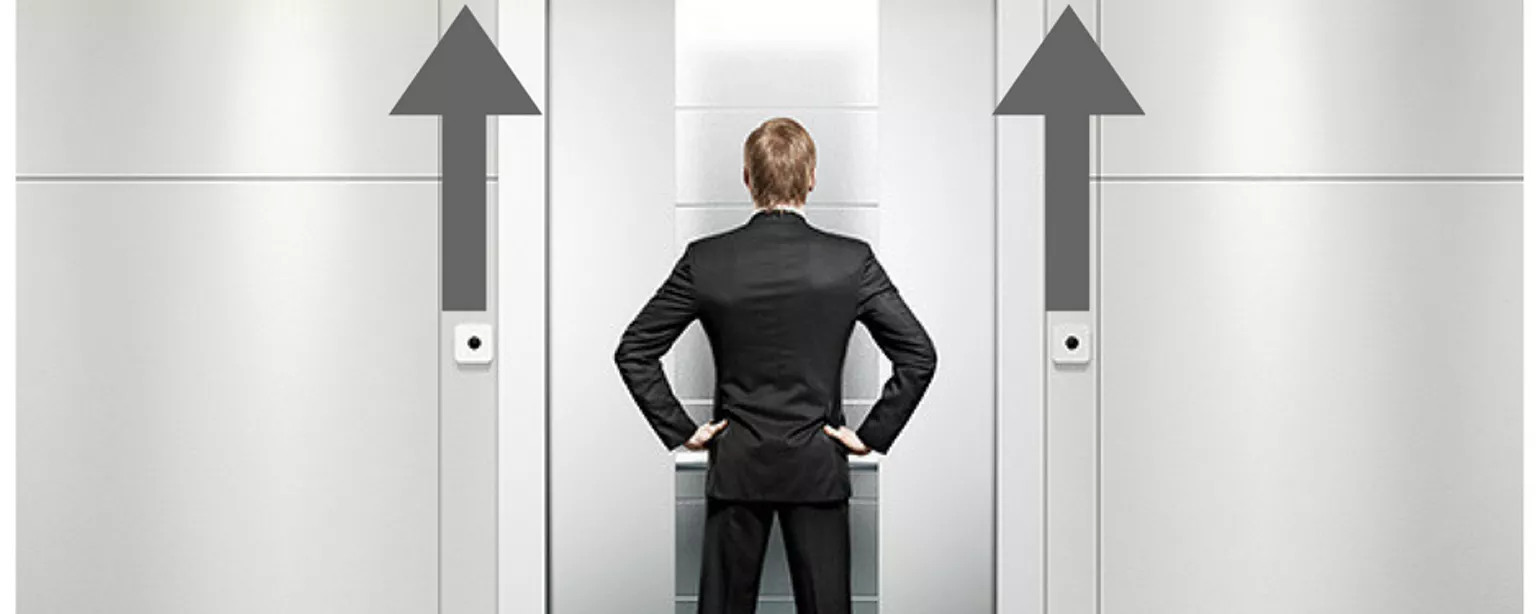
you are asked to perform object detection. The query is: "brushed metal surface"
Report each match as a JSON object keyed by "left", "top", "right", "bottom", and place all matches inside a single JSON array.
[
  {"left": 676, "top": 0, "right": 877, "bottom": 107},
  {"left": 17, "top": 182, "right": 439, "bottom": 614},
  {"left": 1098, "top": 182, "right": 1521, "bottom": 613},
  {"left": 677, "top": 109, "right": 879, "bottom": 205},
  {"left": 1045, "top": 311, "right": 1098, "bottom": 614},
  {"left": 548, "top": 0, "right": 677, "bottom": 611},
  {"left": 496, "top": 0, "right": 549, "bottom": 611},
  {"left": 995, "top": 2, "right": 1049, "bottom": 613},
  {"left": 1099, "top": 0, "right": 1521, "bottom": 176},
  {"left": 18, "top": 0, "right": 440, "bottom": 176},
  {"left": 879, "top": 0, "right": 997, "bottom": 612}
]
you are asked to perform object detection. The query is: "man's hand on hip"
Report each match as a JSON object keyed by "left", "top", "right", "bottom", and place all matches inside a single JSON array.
[
  {"left": 823, "top": 425, "right": 871, "bottom": 455},
  {"left": 684, "top": 420, "right": 728, "bottom": 451}
]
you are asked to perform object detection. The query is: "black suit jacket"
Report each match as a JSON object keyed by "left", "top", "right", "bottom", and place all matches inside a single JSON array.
[{"left": 615, "top": 209, "right": 937, "bottom": 502}]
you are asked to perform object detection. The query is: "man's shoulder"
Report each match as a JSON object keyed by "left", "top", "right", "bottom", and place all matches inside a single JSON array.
[
  {"left": 683, "top": 217, "right": 872, "bottom": 260},
  {"left": 683, "top": 224, "right": 747, "bottom": 254},
  {"left": 807, "top": 225, "right": 871, "bottom": 250},
  {"left": 803, "top": 226, "right": 874, "bottom": 266}
]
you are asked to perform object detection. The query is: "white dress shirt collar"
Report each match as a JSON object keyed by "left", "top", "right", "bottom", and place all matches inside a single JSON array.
[{"left": 764, "top": 203, "right": 806, "bottom": 216}]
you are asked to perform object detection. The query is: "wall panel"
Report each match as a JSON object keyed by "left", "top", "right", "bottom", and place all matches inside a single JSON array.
[
  {"left": 1098, "top": 182, "right": 1522, "bottom": 613},
  {"left": 18, "top": 0, "right": 440, "bottom": 176},
  {"left": 1099, "top": 0, "right": 1522, "bottom": 176}
]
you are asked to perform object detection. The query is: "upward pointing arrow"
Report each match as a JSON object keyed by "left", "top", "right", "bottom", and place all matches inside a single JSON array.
[
  {"left": 393, "top": 6, "right": 540, "bottom": 312},
  {"left": 996, "top": 7, "right": 1141, "bottom": 312}
]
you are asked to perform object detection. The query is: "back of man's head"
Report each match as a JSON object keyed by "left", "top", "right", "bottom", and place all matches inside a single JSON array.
[{"left": 743, "top": 117, "right": 817, "bottom": 208}]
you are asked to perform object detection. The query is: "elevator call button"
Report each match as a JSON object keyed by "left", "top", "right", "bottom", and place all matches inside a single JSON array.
[
  {"left": 454, "top": 323, "right": 495, "bottom": 365},
  {"left": 1052, "top": 323, "right": 1092, "bottom": 365}
]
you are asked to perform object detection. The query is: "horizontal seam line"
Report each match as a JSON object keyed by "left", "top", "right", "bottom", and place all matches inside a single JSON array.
[
  {"left": 18, "top": 175, "right": 497, "bottom": 183},
  {"left": 1091, "top": 175, "right": 1522, "bottom": 183}
]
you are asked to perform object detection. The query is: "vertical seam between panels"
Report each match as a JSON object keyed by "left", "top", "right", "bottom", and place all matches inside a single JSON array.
[
  {"left": 1040, "top": 5, "right": 1050, "bottom": 614},
  {"left": 543, "top": 0, "right": 554, "bottom": 611},
  {"left": 991, "top": 1, "right": 1001, "bottom": 612},
  {"left": 488, "top": 12, "right": 500, "bottom": 614},
  {"left": 1093, "top": 2, "right": 1104, "bottom": 614},
  {"left": 436, "top": 5, "right": 444, "bottom": 614}
]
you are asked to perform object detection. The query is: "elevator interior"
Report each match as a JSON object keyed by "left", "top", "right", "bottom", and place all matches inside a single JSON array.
[{"left": 670, "top": 1, "right": 882, "bottom": 611}]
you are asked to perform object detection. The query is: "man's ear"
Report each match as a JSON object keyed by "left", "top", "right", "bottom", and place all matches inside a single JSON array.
[
  {"left": 809, "top": 168, "right": 817, "bottom": 193},
  {"left": 743, "top": 167, "right": 751, "bottom": 191}
]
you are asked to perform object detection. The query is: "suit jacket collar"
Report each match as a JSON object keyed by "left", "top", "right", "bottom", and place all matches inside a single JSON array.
[{"left": 748, "top": 207, "right": 809, "bottom": 226}]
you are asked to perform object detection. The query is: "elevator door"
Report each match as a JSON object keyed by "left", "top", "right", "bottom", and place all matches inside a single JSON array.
[
  {"left": 548, "top": 0, "right": 996, "bottom": 613},
  {"left": 17, "top": 1, "right": 460, "bottom": 613}
]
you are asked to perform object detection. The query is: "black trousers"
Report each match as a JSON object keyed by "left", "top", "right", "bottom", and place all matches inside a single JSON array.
[{"left": 697, "top": 498, "right": 851, "bottom": 614}]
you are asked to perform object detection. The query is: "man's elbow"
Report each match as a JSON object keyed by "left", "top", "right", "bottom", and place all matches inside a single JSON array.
[
  {"left": 916, "top": 344, "right": 938, "bottom": 381},
  {"left": 903, "top": 340, "right": 938, "bottom": 382},
  {"left": 613, "top": 338, "right": 639, "bottom": 375}
]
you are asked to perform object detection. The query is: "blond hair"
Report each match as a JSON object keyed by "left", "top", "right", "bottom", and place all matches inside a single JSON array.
[{"left": 743, "top": 117, "right": 816, "bottom": 208}]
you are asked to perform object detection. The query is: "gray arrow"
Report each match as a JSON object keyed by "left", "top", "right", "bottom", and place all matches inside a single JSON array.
[
  {"left": 996, "top": 7, "right": 1141, "bottom": 312},
  {"left": 393, "top": 6, "right": 540, "bottom": 312}
]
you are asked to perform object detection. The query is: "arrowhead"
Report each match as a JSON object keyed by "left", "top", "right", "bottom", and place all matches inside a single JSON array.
[
  {"left": 392, "top": 7, "right": 540, "bottom": 116},
  {"left": 995, "top": 7, "right": 1141, "bottom": 116}
]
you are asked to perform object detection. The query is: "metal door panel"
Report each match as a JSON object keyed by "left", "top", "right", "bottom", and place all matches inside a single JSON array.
[
  {"left": 878, "top": 0, "right": 997, "bottom": 612},
  {"left": 1098, "top": 0, "right": 1521, "bottom": 176},
  {"left": 1098, "top": 182, "right": 1521, "bottom": 613},
  {"left": 18, "top": 0, "right": 440, "bottom": 176},
  {"left": 18, "top": 182, "right": 439, "bottom": 614},
  {"left": 549, "top": 0, "right": 678, "bottom": 611}
]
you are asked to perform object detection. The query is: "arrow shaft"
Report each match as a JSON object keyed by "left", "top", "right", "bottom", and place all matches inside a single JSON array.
[
  {"left": 442, "top": 114, "right": 488, "bottom": 312},
  {"left": 1045, "top": 114, "right": 1091, "bottom": 312}
]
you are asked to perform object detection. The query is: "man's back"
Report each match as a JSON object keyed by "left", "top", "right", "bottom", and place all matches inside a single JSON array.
[{"left": 616, "top": 208, "right": 937, "bottom": 502}]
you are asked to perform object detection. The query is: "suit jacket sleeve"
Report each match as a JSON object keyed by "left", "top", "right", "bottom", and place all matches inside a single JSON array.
[
  {"left": 854, "top": 245, "right": 938, "bottom": 454},
  {"left": 615, "top": 246, "right": 702, "bottom": 451}
]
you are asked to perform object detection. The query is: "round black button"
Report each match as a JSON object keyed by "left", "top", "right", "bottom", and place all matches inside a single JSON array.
[
  {"left": 1064, "top": 335, "right": 1080, "bottom": 351},
  {"left": 468, "top": 336, "right": 483, "bottom": 351}
]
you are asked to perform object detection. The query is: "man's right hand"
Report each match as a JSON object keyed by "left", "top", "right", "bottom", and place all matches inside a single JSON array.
[
  {"left": 823, "top": 425, "right": 872, "bottom": 455},
  {"left": 684, "top": 420, "right": 728, "bottom": 451}
]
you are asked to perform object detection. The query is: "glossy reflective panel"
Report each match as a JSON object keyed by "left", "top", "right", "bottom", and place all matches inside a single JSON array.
[
  {"left": 18, "top": 182, "right": 439, "bottom": 614},
  {"left": 549, "top": 0, "right": 678, "bottom": 610},
  {"left": 1100, "top": 0, "right": 1521, "bottom": 176},
  {"left": 1098, "top": 182, "right": 1521, "bottom": 613},
  {"left": 18, "top": 0, "right": 439, "bottom": 175}
]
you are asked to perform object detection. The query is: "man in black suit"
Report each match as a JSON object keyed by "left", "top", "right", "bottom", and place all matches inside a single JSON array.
[{"left": 615, "top": 117, "right": 937, "bottom": 614}]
